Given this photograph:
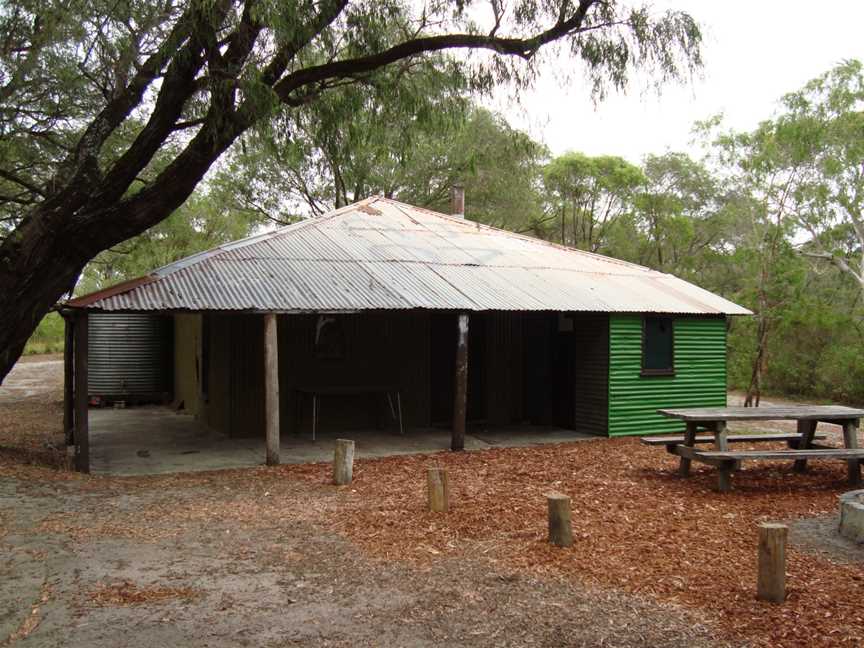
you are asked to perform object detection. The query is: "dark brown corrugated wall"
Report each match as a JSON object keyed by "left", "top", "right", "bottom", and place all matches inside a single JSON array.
[{"left": 571, "top": 313, "right": 610, "bottom": 435}]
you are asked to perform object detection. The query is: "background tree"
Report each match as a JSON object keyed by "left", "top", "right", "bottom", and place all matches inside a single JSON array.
[
  {"left": 222, "top": 102, "right": 547, "bottom": 229},
  {"left": 541, "top": 151, "right": 645, "bottom": 251},
  {"left": 629, "top": 153, "right": 726, "bottom": 277},
  {"left": 218, "top": 55, "right": 470, "bottom": 217},
  {"left": 0, "top": 0, "right": 704, "bottom": 381},
  {"left": 395, "top": 108, "right": 547, "bottom": 229},
  {"left": 779, "top": 60, "right": 864, "bottom": 296}
]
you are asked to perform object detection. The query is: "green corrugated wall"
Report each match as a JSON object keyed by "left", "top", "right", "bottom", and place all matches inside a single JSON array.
[{"left": 607, "top": 314, "right": 727, "bottom": 436}]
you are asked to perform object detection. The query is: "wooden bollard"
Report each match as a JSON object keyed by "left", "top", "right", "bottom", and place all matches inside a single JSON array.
[
  {"left": 757, "top": 523, "right": 788, "bottom": 603},
  {"left": 547, "top": 492, "right": 573, "bottom": 547},
  {"left": 333, "top": 439, "right": 355, "bottom": 485},
  {"left": 427, "top": 467, "right": 449, "bottom": 512}
]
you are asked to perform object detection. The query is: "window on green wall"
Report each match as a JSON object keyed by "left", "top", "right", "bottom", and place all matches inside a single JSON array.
[{"left": 642, "top": 316, "right": 674, "bottom": 376}]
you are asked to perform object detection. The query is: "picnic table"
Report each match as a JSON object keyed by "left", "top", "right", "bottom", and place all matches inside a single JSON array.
[{"left": 641, "top": 406, "right": 864, "bottom": 492}]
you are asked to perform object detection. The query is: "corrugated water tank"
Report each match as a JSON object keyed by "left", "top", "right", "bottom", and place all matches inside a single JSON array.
[{"left": 88, "top": 313, "right": 173, "bottom": 403}]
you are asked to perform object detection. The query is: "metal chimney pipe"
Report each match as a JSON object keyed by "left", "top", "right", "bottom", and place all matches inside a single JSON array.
[{"left": 450, "top": 185, "right": 465, "bottom": 219}]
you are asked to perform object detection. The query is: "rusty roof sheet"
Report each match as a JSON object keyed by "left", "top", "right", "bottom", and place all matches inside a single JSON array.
[{"left": 65, "top": 197, "right": 751, "bottom": 315}]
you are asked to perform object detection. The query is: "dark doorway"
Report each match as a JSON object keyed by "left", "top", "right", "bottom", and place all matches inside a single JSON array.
[{"left": 523, "top": 313, "right": 576, "bottom": 428}]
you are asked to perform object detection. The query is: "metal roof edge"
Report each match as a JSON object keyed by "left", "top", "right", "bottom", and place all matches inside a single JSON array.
[{"left": 64, "top": 275, "right": 159, "bottom": 308}]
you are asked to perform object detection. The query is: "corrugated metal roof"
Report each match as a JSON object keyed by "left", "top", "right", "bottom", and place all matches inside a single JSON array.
[{"left": 65, "top": 197, "right": 751, "bottom": 315}]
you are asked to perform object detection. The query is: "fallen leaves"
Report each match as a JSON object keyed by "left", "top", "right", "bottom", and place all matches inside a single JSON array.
[
  {"left": 4, "top": 581, "right": 51, "bottom": 645},
  {"left": 311, "top": 438, "right": 864, "bottom": 648},
  {"left": 88, "top": 581, "right": 199, "bottom": 607},
  {"left": 3, "top": 374, "right": 863, "bottom": 647}
]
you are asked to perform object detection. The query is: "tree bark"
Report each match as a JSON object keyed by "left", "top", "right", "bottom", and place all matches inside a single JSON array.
[{"left": 744, "top": 310, "right": 769, "bottom": 407}]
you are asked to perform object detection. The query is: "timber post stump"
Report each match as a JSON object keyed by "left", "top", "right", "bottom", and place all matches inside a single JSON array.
[
  {"left": 757, "top": 523, "right": 787, "bottom": 603},
  {"left": 547, "top": 492, "right": 573, "bottom": 547},
  {"left": 427, "top": 467, "right": 450, "bottom": 512},
  {"left": 333, "top": 439, "right": 355, "bottom": 485}
]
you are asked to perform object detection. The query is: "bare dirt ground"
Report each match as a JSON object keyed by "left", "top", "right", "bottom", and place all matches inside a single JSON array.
[
  {"left": 0, "top": 354, "right": 63, "bottom": 402},
  {"left": 1, "top": 359, "right": 862, "bottom": 647}
]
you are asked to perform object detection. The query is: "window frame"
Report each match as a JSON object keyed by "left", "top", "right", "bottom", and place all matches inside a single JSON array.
[{"left": 641, "top": 315, "right": 675, "bottom": 377}]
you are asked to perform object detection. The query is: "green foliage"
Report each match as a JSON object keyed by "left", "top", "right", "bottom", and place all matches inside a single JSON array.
[
  {"left": 395, "top": 108, "right": 547, "bottom": 229},
  {"left": 223, "top": 100, "right": 547, "bottom": 230},
  {"left": 23, "top": 312, "right": 64, "bottom": 355},
  {"left": 542, "top": 152, "right": 645, "bottom": 251},
  {"left": 79, "top": 189, "right": 262, "bottom": 293},
  {"left": 225, "top": 52, "right": 471, "bottom": 215},
  {"left": 0, "top": 0, "right": 705, "bottom": 236}
]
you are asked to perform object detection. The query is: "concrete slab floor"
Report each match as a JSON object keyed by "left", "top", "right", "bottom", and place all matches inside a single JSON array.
[{"left": 90, "top": 406, "right": 597, "bottom": 476}]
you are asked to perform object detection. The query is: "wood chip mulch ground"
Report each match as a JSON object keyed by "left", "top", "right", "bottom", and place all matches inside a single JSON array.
[
  {"left": 4, "top": 388, "right": 864, "bottom": 647},
  {"left": 294, "top": 438, "right": 864, "bottom": 648}
]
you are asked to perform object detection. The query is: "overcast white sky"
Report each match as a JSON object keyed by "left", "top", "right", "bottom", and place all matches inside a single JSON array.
[{"left": 489, "top": 0, "right": 864, "bottom": 164}]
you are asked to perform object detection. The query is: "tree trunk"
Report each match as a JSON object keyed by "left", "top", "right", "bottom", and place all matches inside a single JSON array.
[
  {"left": 0, "top": 111, "right": 247, "bottom": 383},
  {"left": 744, "top": 314, "right": 769, "bottom": 407},
  {"left": 0, "top": 216, "right": 91, "bottom": 382}
]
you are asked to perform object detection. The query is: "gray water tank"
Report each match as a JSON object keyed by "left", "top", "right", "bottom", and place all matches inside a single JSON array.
[{"left": 88, "top": 313, "right": 173, "bottom": 403}]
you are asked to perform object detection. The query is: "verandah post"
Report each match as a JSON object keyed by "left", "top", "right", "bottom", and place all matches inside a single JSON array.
[
  {"left": 451, "top": 312, "right": 469, "bottom": 451},
  {"left": 73, "top": 312, "right": 89, "bottom": 473},
  {"left": 63, "top": 314, "right": 74, "bottom": 448},
  {"left": 264, "top": 312, "right": 280, "bottom": 466}
]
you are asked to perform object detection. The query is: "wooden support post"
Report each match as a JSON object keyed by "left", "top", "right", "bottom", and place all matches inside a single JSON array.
[
  {"left": 714, "top": 420, "right": 728, "bottom": 451},
  {"left": 63, "top": 316, "right": 74, "bottom": 447},
  {"left": 843, "top": 420, "right": 861, "bottom": 486},
  {"left": 263, "top": 313, "right": 280, "bottom": 466},
  {"left": 333, "top": 439, "right": 355, "bottom": 485},
  {"left": 73, "top": 313, "right": 89, "bottom": 473},
  {"left": 793, "top": 420, "right": 817, "bottom": 473},
  {"left": 547, "top": 492, "right": 573, "bottom": 547},
  {"left": 757, "top": 523, "right": 788, "bottom": 603},
  {"left": 713, "top": 420, "right": 740, "bottom": 474},
  {"left": 678, "top": 421, "right": 697, "bottom": 476},
  {"left": 451, "top": 313, "right": 469, "bottom": 451},
  {"left": 717, "top": 464, "right": 733, "bottom": 493},
  {"left": 427, "top": 467, "right": 450, "bottom": 512}
]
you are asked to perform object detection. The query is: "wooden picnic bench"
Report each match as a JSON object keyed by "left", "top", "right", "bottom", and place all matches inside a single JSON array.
[{"left": 642, "top": 406, "right": 864, "bottom": 492}]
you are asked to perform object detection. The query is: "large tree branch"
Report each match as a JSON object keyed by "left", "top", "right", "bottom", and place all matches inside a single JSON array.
[
  {"left": 65, "top": 5, "right": 197, "bottom": 173},
  {"left": 259, "top": 0, "right": 350, "bottom": 87},
  {"left": 800, "top": 250, "right": 863, "bottom": 284},
  {"left": 271, "top": 0, "right": 595, "bottom": 102},
  {"left": 89, "top": 0, "right": 240, "bottom": 207},
  {"left": 0, "top": 169, "right": 46, "bottom": 198}
]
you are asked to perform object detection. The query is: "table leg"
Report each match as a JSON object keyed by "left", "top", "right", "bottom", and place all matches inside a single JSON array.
[
  {"left": 717, "top": 461, "right": 734, "bottom": 493},
  {"left": 397, "top": 392, "right": 404, "bottom": 436},
  {"left": 793, "top": 420, "right": 817, "bottom": 473},
  {"left": 714, "top": 421, "right": 728, "bottom": 451},
  {"left": 714, "top": 421, "right": 741, "bottom": 493},
  {"left": 678, "top": 421, "right": 698, "bottom": 477},
  {"left": 843, "top": 419, "right": 861, "bottom": 486},
  {"left": 312, "top": 394, "right": 318, "bottom": 442},
  {"left": 713, "top": 421, "right": 735, "bottom": 490},
  {"left": 386, "top": 393, "right": 396, "bottom": 420}
]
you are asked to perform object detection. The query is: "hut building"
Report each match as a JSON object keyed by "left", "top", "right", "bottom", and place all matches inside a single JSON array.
[{"left": 61, "top": 193, "right": 750, "bottom": 472}]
